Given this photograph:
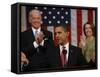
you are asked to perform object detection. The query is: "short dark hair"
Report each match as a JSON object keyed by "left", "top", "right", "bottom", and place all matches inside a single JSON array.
[
  {"left": 83, "top": 22, "right": 95, "bottom": 37},
  {"left": 54, "top": 24, "right": 70, "bottom": 32}
]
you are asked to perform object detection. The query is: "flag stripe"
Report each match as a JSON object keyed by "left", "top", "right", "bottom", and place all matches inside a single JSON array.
[
  {"left": 82, "top": 10, "right": 88, "bottom": 35},
  {"left": 71, "top": 9, "right": 77, "bottom": 46},
  {"left": 88, "top": 10, "right": 93, "bottom": 23},
  {"left": 77, "top": 9, "right": 82, "bottom": 46},
  {"left": 68, "top": 24, "right": 71, "bottom": 43},
  {"left": 93, "top": 10, "right": 95, "bottom": 25},
  {"left": 54, "top": 26, "right": 58, "bottom": 46}
]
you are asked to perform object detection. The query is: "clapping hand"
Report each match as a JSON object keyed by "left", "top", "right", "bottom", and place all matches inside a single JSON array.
[
  {"left": 80, "top": 35, "right": 86, "bottom": 48},
  {"left": 21, "top": 52, "right": 29, "bottom": 65},
  {"left": 35, "top": 31, "right": 44, "bottom": 44}
]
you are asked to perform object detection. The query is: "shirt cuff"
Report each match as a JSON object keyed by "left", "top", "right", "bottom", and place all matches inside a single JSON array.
[
  {"left": 33, "top": 40, "right": 44, "bottom": 48},
  {"left": 33, "top": 41, "right": 39, "bottom": 48},
  {"left": 40, "top": 40, "right": 44, "bottom": 46}
]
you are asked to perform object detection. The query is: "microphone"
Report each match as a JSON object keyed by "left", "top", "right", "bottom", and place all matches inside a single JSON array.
[{"left": 62, "top": 49, "right": 67, "bottom": 55}]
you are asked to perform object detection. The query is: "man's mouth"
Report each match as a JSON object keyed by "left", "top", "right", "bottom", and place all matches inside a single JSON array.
[{"left": 56, "top": 38, "right": 59, "bottom": 42}]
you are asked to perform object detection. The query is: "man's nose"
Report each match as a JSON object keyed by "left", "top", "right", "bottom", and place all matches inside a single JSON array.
[
  {"left": 56, "top": 33, "right": 59, "bottom": 38},
  {"left": 33, "top": 19, "right": 39, "bottom": 21}
]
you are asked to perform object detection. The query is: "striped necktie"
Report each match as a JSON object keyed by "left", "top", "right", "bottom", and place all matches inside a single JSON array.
[{"left": 60, "top": 46, "right": 67, "bottom": 67}]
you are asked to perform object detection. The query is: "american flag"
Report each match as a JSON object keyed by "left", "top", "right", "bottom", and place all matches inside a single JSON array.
[{"left": 21, "top": 5, "right": 96, "bottom": 46}]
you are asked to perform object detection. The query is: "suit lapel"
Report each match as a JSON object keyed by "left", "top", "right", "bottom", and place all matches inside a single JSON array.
[
  {"left": 56, "top": 46, "right": 62, "bottom": 66},
  {"left": 67, "top": 44, "right": 74, "bottom": 65},
  {"left": 28, "top": 28, "right": 35, "bottom": 42}
]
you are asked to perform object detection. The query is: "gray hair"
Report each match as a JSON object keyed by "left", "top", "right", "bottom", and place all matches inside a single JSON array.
[{"left": 29, "top": 9, "right": 41, "bottom": 17}]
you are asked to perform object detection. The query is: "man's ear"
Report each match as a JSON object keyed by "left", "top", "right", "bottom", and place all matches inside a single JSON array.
[{"left": 66, "top": 31, "right": 70, "bottom": 37}]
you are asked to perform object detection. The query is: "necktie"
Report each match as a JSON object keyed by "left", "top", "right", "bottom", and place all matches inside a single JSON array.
[
  {"left": 35, "top": 30, "right": 38, "bottom": 37},
  {"left": 60, "top": 46, "right": 67, "bottom": 67},
  {"left": 35, "top": 30, "right": 40, "bottom": 52}
]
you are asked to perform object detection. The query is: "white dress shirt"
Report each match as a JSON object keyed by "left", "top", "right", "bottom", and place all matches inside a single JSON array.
[
  {"left": 32, "top": 27, "right": 44, "bottom": 48},
  {"left": 60, "top": 43, "right": 69, "bottom": 61}
]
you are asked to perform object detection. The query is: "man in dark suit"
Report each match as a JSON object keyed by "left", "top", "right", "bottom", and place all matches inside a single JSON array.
[
  {"left": 53, "top": 24, "right": 87, "bottom": 68},
  {"left": 21, "top": 9, "right": 54, "bottom": 72}
]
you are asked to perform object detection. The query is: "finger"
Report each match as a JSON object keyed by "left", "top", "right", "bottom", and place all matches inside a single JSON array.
[
  {"left": 26, "top": 59, "right": 29, "bottom": 64},
  {"left": 21, "top": 57, "right": 29, "bottom": 64},
  {"left": 21, "top": 52, "right": 26, "bottom": 58},
  {"left": 39, "top": 32, "right": 44, "bottom": 37}
]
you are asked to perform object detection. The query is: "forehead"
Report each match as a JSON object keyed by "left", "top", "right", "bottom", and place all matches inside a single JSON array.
[
  {"left": 55, "top": 26, "right": 65, "bottom": 32},
  {"left": 85, "top": 24, "right": 91, "bottom": 28},
  {"left": 29, "top": 10, "right": 41, "bottom": 16}
]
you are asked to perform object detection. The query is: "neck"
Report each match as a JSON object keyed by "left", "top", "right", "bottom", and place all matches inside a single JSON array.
[
  {"left": 87, "top": 36, "right": 94, "bottom": 39},
  {"left": 62, "top": 39, "right": 69, "bottom": 46},
  {"left": 87, "top": 36, "right": 94, "bottom": 41},
  {"left": 32, "top": 27, "right": 41, "bottom": 30}
]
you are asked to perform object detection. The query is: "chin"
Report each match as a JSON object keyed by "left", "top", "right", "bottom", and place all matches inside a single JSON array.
[
  {"left": 32, "top": 26, "right": 40, "bottom": 29},
  {"left": 59, "top": 42, "right": 63, "bottom": 45},
  {"left": 35, "top": 27, "right": 40, "bottom": 29},
  {"left": 32, "top": 24, "right": 41, "bottom": 28}
]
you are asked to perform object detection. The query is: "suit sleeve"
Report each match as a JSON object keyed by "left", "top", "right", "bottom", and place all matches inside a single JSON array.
[
  {"left": 21, "top": 32, "right": 37, "bottom": 58},
  {"left": 77, "top": 48, "right": 87, "bottom": 66}
]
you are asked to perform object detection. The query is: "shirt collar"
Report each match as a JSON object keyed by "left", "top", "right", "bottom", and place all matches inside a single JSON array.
[
  {"left": 60, "top": 42, "right": 69, "bottom": 54},
  {"left": 32, "top": 27, "right": 41, "bottom": 35}
]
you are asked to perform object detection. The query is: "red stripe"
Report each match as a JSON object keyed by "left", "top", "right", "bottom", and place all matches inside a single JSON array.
[
  {"left": 41, "top": 25, "right": 47, "bottom": 31},
  {"left": 67, "top": 25, "right": 71, "bottom": 43},
  {"left": 88, "top": 9, "right": 93, "bottom": 23},
  {"left": 53, "top": 27, "right": 58, "bottom": 46},
  {"left": 77, "top": 9, "right": 82, "bottom": 46}
]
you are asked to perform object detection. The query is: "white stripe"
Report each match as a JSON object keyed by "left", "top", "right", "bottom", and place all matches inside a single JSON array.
[
  {"left": 47, "top": 26, "right": 54, "bottom": 39},
  {"left": 71, "top": 9, "right": 77, "bottom": 46},
  {"left": 82, "top": 10, "right": 88, "bottom": 36},
  {"left": 93, "top": 10, "right": 95, "bottom": 26},
  {"left": 21, "top": 6, "right": 27, "bottom": 32}
]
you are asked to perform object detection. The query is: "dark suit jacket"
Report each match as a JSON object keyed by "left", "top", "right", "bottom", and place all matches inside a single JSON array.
[
  {"left": 21, "top": 28, "right": 54, "bottom": 71},
  {"left": 49, "top": 44, "right": 87, "bottom": 69}
]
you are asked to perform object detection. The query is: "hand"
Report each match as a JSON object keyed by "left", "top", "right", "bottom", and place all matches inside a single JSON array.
[
  {"left": 35, "top": 31, "right": 44, "bottom": 44},
  {"left": 80, "top": 35, "right": 86, "bottom": 47},
  {"left": 91, "top": 51, "right": 95, "bottom": 62},
  {"left": 21, "top": 52, "right": 29, "bottom": 65}
]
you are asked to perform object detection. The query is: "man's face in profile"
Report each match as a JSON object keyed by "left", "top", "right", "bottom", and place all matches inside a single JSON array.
[
  {"left": 29, "top": 10, "right": 42, "bottom": 29},
  {"left": 55, "top": 26, "right": 69, "bottom": 45}
]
